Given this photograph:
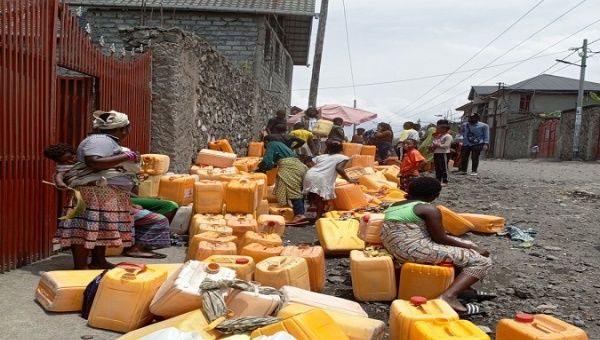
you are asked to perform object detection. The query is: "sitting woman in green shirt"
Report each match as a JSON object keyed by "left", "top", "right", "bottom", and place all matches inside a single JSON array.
[
  {"left": 258, "top": 136, "right": 308, "bottom": 225},
  {"left": 382, "top": 177, "right": 493, "bottom": 316}
]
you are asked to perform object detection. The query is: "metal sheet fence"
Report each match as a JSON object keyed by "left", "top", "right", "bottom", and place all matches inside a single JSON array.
[{"left": 0, "top": 0, "right": 151, "bottom": 272}]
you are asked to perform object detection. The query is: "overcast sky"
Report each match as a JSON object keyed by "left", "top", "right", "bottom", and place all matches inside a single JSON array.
[{"left": 291, "top": 0, "right": 600, "bottom": 132}]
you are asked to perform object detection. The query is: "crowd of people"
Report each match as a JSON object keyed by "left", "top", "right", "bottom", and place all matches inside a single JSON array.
[
  {"left": 261, "top": 108, "right": 493, "bottom": 314},
  {"left": 44, "top": 108, "right": 493, "bottom": 316}
]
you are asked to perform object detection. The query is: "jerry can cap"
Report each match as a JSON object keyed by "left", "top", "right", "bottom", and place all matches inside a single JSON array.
[
  {"left": 206, "top": 262, "right": 221, "bottom": 274},
  {"left": 410, "top": 296, "right": 428, "bottom": 305},
  {"left": 362, "top": 213, "right": 371, "bottom": 222},
  {"left": 515, "top": 313, "right": 534, "bottom": 323},
  {"left": 439, "top": 261, "right": 454, "bottom": 268},
  {"left": 235, "top": 258, "right": 250, "bottom": 264}
]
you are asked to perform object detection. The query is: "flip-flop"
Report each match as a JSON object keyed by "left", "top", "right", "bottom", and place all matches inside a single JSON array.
[
  {"left": 286, "top": 219, "right": 311, "bottom": 226},
  {"left": 458, "top": 303, "right": 486, "bottom": 317},
  {"left": 459, "top": 290, "right": 497, "bottom": 302},
  {"left": 125, "top": 251, "right": 167, "bottom": 259}
]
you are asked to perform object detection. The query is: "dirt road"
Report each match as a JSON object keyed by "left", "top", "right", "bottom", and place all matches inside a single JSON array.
[
  {"left": 1, "top": 159, "right": 598, "bottom": 339},
  {"left": 287, "top": 159, "right": 600, "bottom": 338}
]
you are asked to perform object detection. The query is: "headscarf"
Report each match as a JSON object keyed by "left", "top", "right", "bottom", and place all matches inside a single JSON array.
[{"left": 92, "top": 110, "right": 130, "bottom": 130}]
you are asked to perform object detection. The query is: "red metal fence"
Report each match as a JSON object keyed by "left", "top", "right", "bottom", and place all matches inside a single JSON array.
[{"left": 0, "top": 0, "right": 151, "bottom": 272}]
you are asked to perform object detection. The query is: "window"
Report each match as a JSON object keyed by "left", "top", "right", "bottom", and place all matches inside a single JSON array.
[{"left": 519, "top": 94, "right": 531, "bottom": 113}]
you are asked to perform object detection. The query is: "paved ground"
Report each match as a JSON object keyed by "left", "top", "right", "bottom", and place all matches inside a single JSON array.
[
  {"left": 1, "top": 159, "right": 599, "bottom": 339},
  {"left": 0, "top": 247, "right": 187, "bottom": 340}
]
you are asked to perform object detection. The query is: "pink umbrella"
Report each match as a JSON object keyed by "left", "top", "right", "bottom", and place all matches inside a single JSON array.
[{"left": 287, "top": 104, "right": 378, "bottom": 126}]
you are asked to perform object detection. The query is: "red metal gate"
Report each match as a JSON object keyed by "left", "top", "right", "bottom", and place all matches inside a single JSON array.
[
  {"left": 0, "top": 0, "right": 152, "bottom": 272},
  {"left": 538, "top": 119, "right": 559, "bottom": 158}
]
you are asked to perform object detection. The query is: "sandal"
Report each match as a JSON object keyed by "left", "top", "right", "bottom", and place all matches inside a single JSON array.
[
  {"left": 286, "top": 219, "right": 311, "bottom": 226},
  {"left": 459, "top": 289, "right": 497, "bottom": 302},
  {"left": 458, "top": 303, "right": 486, "bottom": 317},
  {"left": 125, "top": 251, "right": 167, "bottom": 259}
]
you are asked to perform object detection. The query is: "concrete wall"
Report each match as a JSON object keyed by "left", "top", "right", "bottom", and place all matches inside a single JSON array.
[
  {"left": 124, "top": 27, "right": 283, "bottom": 172},
  {"left": 78, "top": 7, "right": 292, "bottom": 104},
  {"left": 558, "top": 105, "right": 600, "bottom": 160}
]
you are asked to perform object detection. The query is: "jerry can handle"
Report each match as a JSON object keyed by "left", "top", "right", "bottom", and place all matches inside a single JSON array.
[{"left": 116, "top": 262, "right": 147, "bottom": 279}]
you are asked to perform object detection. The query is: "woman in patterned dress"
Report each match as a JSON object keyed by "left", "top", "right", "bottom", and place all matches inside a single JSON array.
[
  {"left": 57, "top": 110, "right": 139, "bottom": 269},
  {"left": 382, "top": 177, "right": 492, "bottom": 314},
  {"left": 258, "top": 135, "right": 308, "bottom": 225}
]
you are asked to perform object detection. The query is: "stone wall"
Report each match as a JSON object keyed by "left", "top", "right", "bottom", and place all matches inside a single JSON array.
[
  {"left": 123, "top": 27, "right": 284, "bottom": 172},
  {"left": 76, "top": 7, "right": 292, "bottom": 104},
  {"left": 503, "top": 117, "right": 541, "bottom": 159},
  {"left": 558, "top": 105, "right": 600, "bottom": 160}
]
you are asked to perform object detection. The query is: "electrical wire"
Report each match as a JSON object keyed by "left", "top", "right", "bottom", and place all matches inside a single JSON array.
[
  {"left": 401, "top": 22, "right": 599, "bottom": 119},
  {"left": 292, "top": 50, "right": 567, "bottom": 91},
  {"left": 461, "top": 17, "right": 600, "bottom": 93},
  {"left": 401, "top": 0, "right": 588, "bottom": 116},
  {"left": 341, "top": 0, "right": 357, "bottom": 99},
  {"left": 401, "top": 49, "right": 586, "bottom": 119},
  {"left": 397, "top": 0, "right": 547, "bottom": 113}
]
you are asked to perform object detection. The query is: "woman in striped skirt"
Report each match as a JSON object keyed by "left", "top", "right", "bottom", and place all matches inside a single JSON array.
[{"left": 382, "top": 177, "right": 493, "bottom": 316}]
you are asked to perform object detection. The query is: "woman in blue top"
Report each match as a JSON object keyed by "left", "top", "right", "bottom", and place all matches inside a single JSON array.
[{"left": 382, "top": 177, "right": 493, "bottom": 315}]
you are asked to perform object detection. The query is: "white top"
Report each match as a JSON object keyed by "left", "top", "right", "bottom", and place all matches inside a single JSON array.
[
  {"left": 433, "top": 133, "right": 453, "bottom": 153},
  {"left": 303, "top": 153, "right": 349, "bottom": 200}
]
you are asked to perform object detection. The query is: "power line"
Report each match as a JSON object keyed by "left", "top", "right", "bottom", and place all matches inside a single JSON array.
[
  {"left": 401, "top": 47, "right": 591, "bottom": 119},
  {"left": 397, "top": 0, "right": 547, "bottom": 113},
  {"left": 424, "top": 36, "right": 600, "bottom": 117},
  {"left": 466, "top": 17, "right": 600, "bottom": 92},
  {"left": 402, "top": 0, "right": 588, "bottom": 116},
  {"left": 341, "top": 0, "right": 356, "bottom": 99},
  {"left": 292, "top": 50, "right": 567, "bottom": 91}
]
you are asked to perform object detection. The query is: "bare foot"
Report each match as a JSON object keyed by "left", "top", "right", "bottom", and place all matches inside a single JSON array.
[{"left": 440, "top": 293, "right": 467, "bottom": 313}]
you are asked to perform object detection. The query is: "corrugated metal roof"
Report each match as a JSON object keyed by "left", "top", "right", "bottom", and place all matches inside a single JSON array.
[
  {"left": 507, "top": 74, "right": 600, "bottom": 92},
  {"left": 66, "top": 0, "right": 316, "bottom": 16},
  {"left": 468, "top": 85, "right": 497, "bottom": 100}
]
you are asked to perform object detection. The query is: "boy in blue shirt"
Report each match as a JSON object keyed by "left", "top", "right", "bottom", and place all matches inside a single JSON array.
[{"left": 458, "top": 113, "right": 489, "bottom": 176}]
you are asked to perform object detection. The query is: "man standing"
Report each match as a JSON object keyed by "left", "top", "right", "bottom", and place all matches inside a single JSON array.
[
  {"left": 458, "top": 113, "right": 489, "bottom": 176},
  {"left": 266, "top": 109, "right": 287, "bottom": 135}
]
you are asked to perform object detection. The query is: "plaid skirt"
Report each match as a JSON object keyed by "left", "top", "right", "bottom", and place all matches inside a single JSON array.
[
  {"left": 56, "top": 185, "right": 133, "bottom": 249},
  {"left": 274, "top": 157, "right": 308, "bottom": 206}
]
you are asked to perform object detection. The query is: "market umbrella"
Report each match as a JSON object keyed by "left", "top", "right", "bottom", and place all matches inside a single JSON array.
[{"left": 287, "top": 104, "right": 378, "bottom": 126}]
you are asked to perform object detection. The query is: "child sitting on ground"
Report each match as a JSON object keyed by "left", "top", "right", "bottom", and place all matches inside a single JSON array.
[
  {"left": 303, "top": 138, "right": 355, "bottom": 218},
  {"left": 398, "top": 138, "right": 424, "bottom": 192}
]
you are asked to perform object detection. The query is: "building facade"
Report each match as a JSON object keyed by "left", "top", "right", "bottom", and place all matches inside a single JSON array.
[
  {"left": 67, "top": 0, "right": 316, "bottom": 106},
  {"left": 457, "top": 74, "right": 600, "bottom": 159}
]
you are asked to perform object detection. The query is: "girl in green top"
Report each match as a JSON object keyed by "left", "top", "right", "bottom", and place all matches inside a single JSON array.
[
  {"left": 382, "top": 177, "right": 493, "bottom": 315},
  {"left": 258, "top": 137, "right": 308, "bottom": 225}
]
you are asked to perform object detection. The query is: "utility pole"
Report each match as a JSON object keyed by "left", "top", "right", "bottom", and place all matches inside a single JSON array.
[
  {"left": 573, "top": 38, "right": 588, "bottom": 160},
  {"left": 490, "top": 82, "right": 504, "bottom": 157},
  {"left": 308, "top": 0, "right": 329, "bottom": 108}
]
